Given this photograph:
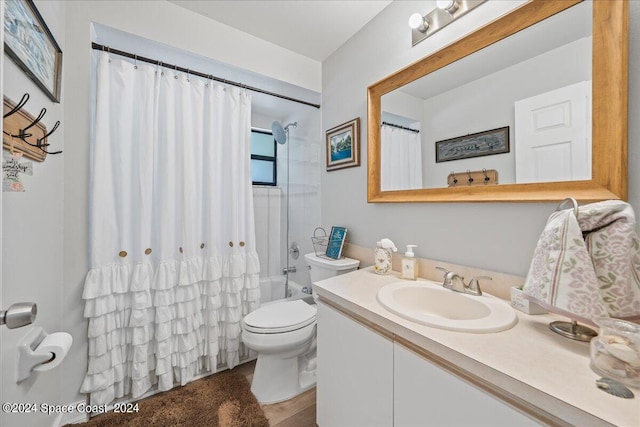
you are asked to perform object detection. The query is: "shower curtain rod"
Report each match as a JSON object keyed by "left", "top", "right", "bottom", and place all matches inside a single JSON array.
[
  {"left": 382, "top": 121, "right": 420, "bottom": 133},
  {"left": 91, "top": 42, "right": 321, "bottom": 109}
]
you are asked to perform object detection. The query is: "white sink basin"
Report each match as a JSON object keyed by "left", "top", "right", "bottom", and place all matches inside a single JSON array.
[{"left": 377, "top": 281, "right": 517, "bottom": 333}]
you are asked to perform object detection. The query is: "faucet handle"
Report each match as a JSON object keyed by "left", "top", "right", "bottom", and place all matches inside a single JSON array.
[
  {"left": 435, "top": 266, "right": 450, "bottom": 276},
  {"left": 467, "top": 276, "right": 492, "bottom": 296},
  {"left": 435, "top": 266, "right": 450, "bottom": 281}
]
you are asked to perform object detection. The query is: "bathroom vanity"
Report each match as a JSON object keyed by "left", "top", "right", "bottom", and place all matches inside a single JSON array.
[{"left": 314, "top": 268, "right": 639, "bottom": 427}]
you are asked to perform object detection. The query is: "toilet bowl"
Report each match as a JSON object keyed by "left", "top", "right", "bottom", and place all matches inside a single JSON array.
[
  {"left": 242, "top": 300, "right": 318, "bottom": 404},
  {"left": 242, "top": 253, "right": 359, "bottom": 404}
]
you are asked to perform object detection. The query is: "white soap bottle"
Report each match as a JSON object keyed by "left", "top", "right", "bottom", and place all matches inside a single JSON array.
[{"left": 401, "top": 245, "right": 418, "bottom": 280}]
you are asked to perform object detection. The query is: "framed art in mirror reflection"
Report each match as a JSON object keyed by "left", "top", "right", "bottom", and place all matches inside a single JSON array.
[{"left": 435, "top": 126, "right": 509, "bottom": 163}]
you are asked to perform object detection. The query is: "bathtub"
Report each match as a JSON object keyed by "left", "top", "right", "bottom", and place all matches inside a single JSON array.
[{"left": 259, "top": 276, "right": 303, "bottom": 304}]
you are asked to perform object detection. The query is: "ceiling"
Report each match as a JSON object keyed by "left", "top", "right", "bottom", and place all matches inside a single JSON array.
[{"left": 168, "top": 0, "right": 393, "bottom": 61}]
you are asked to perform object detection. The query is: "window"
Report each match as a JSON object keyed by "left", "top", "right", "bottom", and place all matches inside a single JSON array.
[{"left": 251, "top": 129, "right": 277, "bottom": 186}]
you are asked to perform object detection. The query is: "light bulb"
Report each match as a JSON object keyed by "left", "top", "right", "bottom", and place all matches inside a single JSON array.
[
  {"left": 436, "top": 0, "right": 459, "bottom": 13},
  {"left": 408, "top": 13, "right": 428, "bottom": 32}
]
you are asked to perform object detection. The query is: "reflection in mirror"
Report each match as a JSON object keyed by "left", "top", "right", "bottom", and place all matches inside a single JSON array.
[
  {"left": 380, "top": 1, "right": 592, "bottom": 190},
  {"left": 380, "top": 112, "right": 422, "bottom": 191}
]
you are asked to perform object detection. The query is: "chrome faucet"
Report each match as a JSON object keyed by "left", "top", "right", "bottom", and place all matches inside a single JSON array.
[
  {"left": 438, "top": 268, "right": 467, "bottom": 293},
  {"left": 436, "top": 267, "right": 492, "bottom": 296}
]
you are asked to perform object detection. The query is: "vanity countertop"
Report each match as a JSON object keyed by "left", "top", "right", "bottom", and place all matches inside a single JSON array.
[{"left": 313, "top": 267, "right": 639, "bottom": 427}]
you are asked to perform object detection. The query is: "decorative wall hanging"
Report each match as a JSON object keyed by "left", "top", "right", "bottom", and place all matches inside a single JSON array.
[
  {"left": 326, "top": 117, "right": 360, "bottom": 171},
  {"left": 3, "top": 151, "right": 33, "bottom": 192},
  {"left": 4, "top": 0, "right": 63, "bottom": 102},
  {"left": 435, "top": 126, "right": 509, "bottom": 163}
]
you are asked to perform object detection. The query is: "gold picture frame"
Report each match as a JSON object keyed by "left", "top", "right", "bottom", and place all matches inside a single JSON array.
[{"left": 326, "top": 118, "right": 360, "bottom": 171}]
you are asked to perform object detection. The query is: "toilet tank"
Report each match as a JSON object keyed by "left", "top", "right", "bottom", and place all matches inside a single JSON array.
[{"left": 304, "top": 253, "right": 360, "bottom": 284}]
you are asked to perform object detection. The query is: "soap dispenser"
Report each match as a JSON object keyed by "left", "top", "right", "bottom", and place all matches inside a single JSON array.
[
  {"left": 402, "top": 245, "right": 418, "bottom": 280},
  {"left": 374, "top": 238, "right": 397, "bottom": 275}
]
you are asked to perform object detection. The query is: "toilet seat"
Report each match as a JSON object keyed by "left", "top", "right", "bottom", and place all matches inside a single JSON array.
[{"left": 243, "top": 300, "right": 317, "bottom": 334}]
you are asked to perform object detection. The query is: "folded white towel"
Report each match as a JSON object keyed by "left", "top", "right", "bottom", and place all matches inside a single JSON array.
[{"left": 523, "top": 200, "right": 640, "bottom": 323}]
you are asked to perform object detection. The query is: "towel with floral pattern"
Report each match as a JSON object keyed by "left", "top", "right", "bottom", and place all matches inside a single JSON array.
[{"left": 523, "top": 200, "right": 640, "bottom": 323}]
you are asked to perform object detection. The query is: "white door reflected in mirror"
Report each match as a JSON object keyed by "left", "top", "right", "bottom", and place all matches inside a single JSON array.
[{"left": 514, "top": 81, "right": 592, "bottom": 184}]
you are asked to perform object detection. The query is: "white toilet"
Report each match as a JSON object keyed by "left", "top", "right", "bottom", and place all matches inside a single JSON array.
[{"left": 241, "top": 252, "right": 359, "bottom": 404}]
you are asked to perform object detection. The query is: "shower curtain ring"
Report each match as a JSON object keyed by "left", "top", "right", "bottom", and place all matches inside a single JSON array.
[
  {"left": 186, "top": 69, "right": 190, "bottom": 82},
  {"left": 134, "top": 54, "right": 138, "bottom": 69},
  {"left": 174, "top": 64, "right": 178, "bottom": 79}
]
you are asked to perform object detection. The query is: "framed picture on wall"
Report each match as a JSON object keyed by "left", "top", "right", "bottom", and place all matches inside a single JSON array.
[
  {"left": 435, "top": 126, "right": 510, "bottom": 163},
  {"left": 326, "top": 118, "right": 360, "bottom": 171},
  {"left": 4, "top": 0, "right": 63, "bottom": 102}
]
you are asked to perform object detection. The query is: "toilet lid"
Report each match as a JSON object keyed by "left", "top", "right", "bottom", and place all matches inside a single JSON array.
[{"left": 243, "top": 300, "right": 317, "bottom": 333}]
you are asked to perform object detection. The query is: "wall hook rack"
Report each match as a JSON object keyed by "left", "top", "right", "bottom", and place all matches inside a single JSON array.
[
  {"left": 2, "top": 94, "right": 62, "bottom": 161},
  {"left": 448, "top": 169, "right": 498, "bottom": 187}
]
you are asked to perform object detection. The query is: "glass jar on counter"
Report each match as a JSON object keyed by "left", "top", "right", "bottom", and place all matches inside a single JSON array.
[{"left": 590, "top": 317, "right": 640, "bottom": 387}]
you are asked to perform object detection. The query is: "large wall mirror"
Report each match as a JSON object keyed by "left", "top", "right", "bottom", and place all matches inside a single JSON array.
[{"left": 368, "top": 0, "right": 628, "bottom": 203}]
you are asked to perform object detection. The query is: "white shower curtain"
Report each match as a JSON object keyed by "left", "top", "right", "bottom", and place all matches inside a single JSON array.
[
  {"left": 80, "top": 52, "right": 260, "bottom": 405},
  {"left": 381, "top": 125, "right": 423, "bottom": 190}
]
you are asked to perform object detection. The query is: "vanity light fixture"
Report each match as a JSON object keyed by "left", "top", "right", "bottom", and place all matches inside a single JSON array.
[{"left": 409, "top": 0, "right": 486, "bottom": 47}]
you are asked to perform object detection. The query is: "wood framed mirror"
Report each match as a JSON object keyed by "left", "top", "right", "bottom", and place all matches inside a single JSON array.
[{"left": 367, "top": 0, "right": 628, "bottom": 203}]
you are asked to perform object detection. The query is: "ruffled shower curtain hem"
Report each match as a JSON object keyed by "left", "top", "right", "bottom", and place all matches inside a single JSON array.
[{"left": 80, "top": 252, "right": 260, "bottom": 405}]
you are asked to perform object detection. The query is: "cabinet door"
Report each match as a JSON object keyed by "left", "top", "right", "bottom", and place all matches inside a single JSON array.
[
  {"left": 317, "top": 302, "right": 394, "bottom": 427},
  {"left": 394, "top": 343, "right": 540, "bottom": 427}
]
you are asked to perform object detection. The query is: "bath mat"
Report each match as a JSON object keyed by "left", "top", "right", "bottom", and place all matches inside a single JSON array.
[{"left": 68, "top": 371, "right": 269, "bottom": 427}]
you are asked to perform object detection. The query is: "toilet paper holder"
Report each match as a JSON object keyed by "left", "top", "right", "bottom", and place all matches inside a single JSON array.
[{"left": 17, "top": 327, "right": 58, "bottom": 383}]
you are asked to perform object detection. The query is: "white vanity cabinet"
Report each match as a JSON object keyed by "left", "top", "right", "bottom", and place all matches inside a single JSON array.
[
  {"left": 317, "top": 301, "right": 538, "bottom": 427},
  {"left": 317, "top": 301, "right": 394, "bottom": 427},
  {"left": 394, "top": 343, "right": 539, "bottom": 427}
]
